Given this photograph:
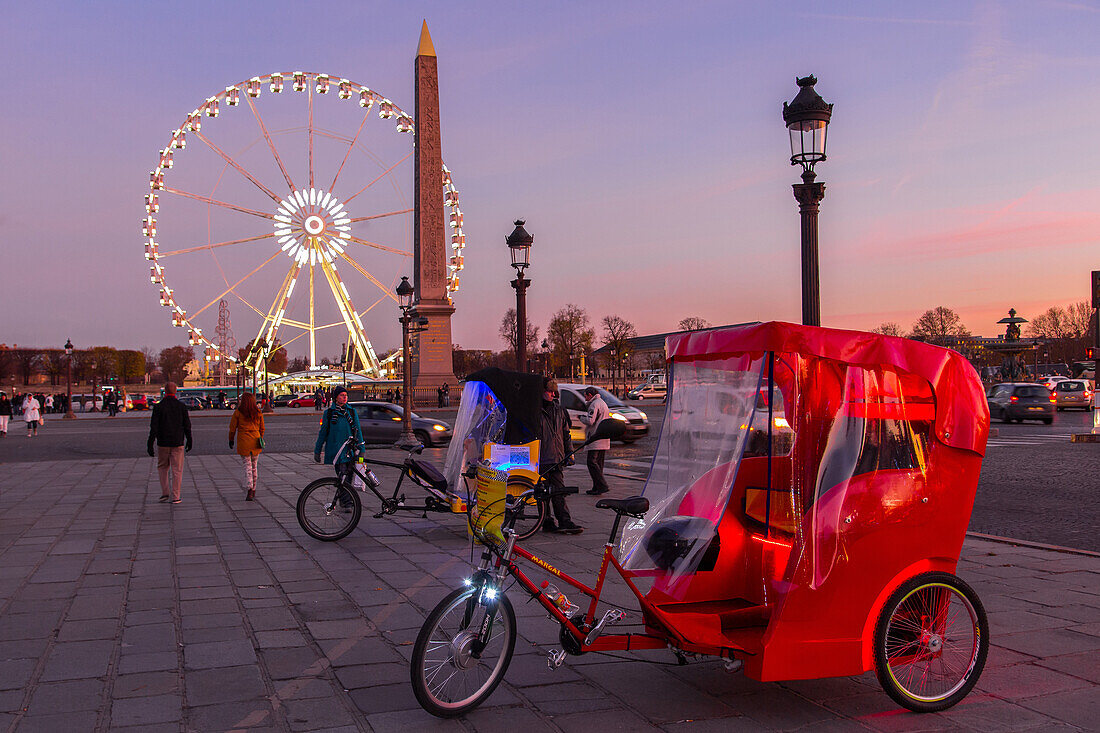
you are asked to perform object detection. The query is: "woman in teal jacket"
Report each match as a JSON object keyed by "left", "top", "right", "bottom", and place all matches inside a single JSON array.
[{"left": 314, "top": 387, "right": 363, "bottom": 508}]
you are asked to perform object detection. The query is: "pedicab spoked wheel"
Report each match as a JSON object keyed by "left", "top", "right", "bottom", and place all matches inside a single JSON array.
[
  {"left": 874, "top": 571, "right": 988, "bottom": 712},
  {"left": 296, "top": 477, "right": 361, "bottom": 541},
  {"left": 511, "top": 496, "right": 548, "bottom": 541},
  {"left": 411, "top": 586, "right": 516, "bottom": 717}
]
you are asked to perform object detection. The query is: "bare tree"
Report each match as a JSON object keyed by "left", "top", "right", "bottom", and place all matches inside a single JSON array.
[
  {"left": 158, "top": 346, "right": 194, "bottom": 384},
  {"left": 546, "top": 304, "right": 595, "bottom": 379},
  {"left": 141, "top": 347, "right": 160, "bottom": 383},
  {"left": 909, "top": 307, "right": 970, "bottom": 345},
  {"left": 40, "top": 350, "right": 65, "bottom": 386},
  {"left": 11, "top": 348, "right": 41, "bottom": 386},
  {"left": 498, "top": 308, "right": 540, "bottom": 358},
  {"left": 678, "top": 316, "right": 710, "bottom": 332},
  {"left": 1065, "top": 301, "right": 1093, "bottom": 338},
  {"left": 870, "top": 322, "right": 904, "bottom": 336},
  {"left": 602, "top": 315, "right": 637, "bottom": 396},
  {"left": 1027, "top": 302, "right": 1094, "bottom": 363}
]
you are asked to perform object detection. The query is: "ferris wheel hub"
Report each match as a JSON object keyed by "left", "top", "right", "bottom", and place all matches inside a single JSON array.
[{"left": 273, "top": 188, "right": 351, "bottom": 263}]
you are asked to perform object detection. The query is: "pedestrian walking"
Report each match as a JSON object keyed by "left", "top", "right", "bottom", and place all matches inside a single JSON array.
[
  {"left": 314, "top": 387, "right": 324, "bottom": 411},
  {"left": 22, "top": 394, "right": 41, "bottom": 437},
  {"left": 394, "top": 386, "right": 401, "bottom": 403},
  {"left": 0, "top": 392, "right": 11, "bottom": 436},
  {"left": 437, "top": 384, "right": 445, "bottom": 408},
  {"left": 228, "top": 392, "right": 265, "bottom": 501},
  {"left": 314, "top": 386, "right": 362, "bottom": 511},
  {"left": 580, "top": 386, "right": 611, "bottom": 495},
  {"left": 538, "top": 377, "right": 582, "bottom": 534},
  {"left": 147, "top": 382, "right": 192, "bottom": 504},
  {"left": 45, "top": 394, "right": 54, "bottom": 414},
  {"left": 106, "top": 391, "right": 118, "bottom": 417},
  {"left": 442, "top": 382, "right": 450, "bottom": 407}
]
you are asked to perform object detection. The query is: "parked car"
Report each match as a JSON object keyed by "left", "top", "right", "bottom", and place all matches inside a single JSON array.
[
  {"left": 986, "top": 383, "right": 1054, "bottom": 424},
  {"left": 289, "top": 395, "right": 317, "bottom": 408},
  {"left": 346, "top": 401, "right": 452, "bottom": 447},
  {"left": 178, "top": 396, "right": 206, "bottom": 411},
  {"left": 627, "top": 382, "right": 667, "bottom": 401},
  {"left": 129, "top": 394, "right": 149, "bottom": 410},
  {"left": 556, "top": 384, "right": 649, "bottom": 444},
  {"left": 1037, "top": 376, "right": 1068, "bottom": 391},
  {"left": 273, "top": 393, "right": 300, "bottom": 407},
  {"left": 1051, "top": 380, "right": 1093, "bottom": 411}
]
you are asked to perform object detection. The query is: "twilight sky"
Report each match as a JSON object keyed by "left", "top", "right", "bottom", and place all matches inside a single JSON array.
[{"left": 2, "top": 1, "right": 1098, "bottom": 359}]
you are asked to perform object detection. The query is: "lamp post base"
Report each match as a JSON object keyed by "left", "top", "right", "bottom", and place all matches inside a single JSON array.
[
  {"left": 63, "top": 412, "right": 76, "bottom": 420},
  {"left": 394, "top": 432, "right": 421, "bottom": 451}
]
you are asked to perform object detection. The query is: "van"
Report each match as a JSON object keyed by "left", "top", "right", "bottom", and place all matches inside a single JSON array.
[{"left": 556, "top": 384, "right": 650, "bottom": 444}]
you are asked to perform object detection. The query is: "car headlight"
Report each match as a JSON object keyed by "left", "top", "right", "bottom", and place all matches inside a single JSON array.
[
  {"left": 432, "top": 424, "right": 448, "bottom": 432},
  {"left": 638, "top": 410, "right": 647, "bottom": 420},
  {"left": 611, "top": 413, "right": 628, "bottom": 422}
]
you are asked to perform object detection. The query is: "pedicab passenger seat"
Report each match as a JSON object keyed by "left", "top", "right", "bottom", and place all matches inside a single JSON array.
[{"left": 409, "top": 458, "right": 448, "bottom": 493}]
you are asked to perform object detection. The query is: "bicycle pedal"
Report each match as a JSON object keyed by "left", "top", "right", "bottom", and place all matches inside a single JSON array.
[
  {"left": 724, "top": 658, "right": 743, "bottom": 673},
  {"left": 547, "top": 649, "right": 567, "bottom": 669},
  {"left": 584, "top": 609, "right": 625, "bottom": 646},
  {"left": 372, "top": 512, "right": 384, "bottom": 519}
]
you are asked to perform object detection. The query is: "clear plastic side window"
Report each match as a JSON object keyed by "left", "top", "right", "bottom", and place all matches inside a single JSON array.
[{"left": 443, "top": 381, "right": 506, "bottom": 496}]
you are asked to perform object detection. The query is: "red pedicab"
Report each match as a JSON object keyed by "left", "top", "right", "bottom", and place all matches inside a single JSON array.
[{"left": 412, "top": 323, "right": 990, "bottom": 716}]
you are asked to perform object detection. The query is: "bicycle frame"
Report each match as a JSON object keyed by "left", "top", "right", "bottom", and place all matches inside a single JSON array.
[{"left": 334, "top": 438, "right": 451, "bottom": 515}]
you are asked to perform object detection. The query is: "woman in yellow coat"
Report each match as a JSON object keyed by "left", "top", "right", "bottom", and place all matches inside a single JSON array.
[{"left": 228, "top": 392, "right": 265, "bottom": 500}]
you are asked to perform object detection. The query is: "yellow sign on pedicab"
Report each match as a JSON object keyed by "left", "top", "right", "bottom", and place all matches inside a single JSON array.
[{"left": 469, "top": 440, "right": 540, "bottom": 545}]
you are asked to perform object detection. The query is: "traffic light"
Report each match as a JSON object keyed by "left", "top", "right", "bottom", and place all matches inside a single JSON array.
[
  {"left": 1093, "top": 270, "right": 1100, "bottom": 309},
  {"left": 1087, "top": 347, "right": 1096, "bottom": 360}
]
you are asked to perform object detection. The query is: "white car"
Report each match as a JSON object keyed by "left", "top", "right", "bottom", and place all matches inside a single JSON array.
[
  {"left": 628, "top": 383, "right": 667, "bottom": 401},
  {"left": 556, "top": 384, "right": 650, "bottom": 444}
]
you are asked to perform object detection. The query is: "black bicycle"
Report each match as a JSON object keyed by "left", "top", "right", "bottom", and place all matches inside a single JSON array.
[{"left": 296, "top": 437, "right": 457, "bottom": 541}]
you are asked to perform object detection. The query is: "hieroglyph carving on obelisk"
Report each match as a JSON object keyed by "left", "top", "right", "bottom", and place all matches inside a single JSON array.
[{"left": 410, "top": 21, "right": 457, "bottom": 394}]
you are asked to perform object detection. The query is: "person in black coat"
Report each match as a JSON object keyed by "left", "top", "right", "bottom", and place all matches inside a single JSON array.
[
  {"left": 538, "top": 377, "right": 582, "bottom": 535},
  {"left": 147, "top": 382, "right": 192, "bottom": 504}
]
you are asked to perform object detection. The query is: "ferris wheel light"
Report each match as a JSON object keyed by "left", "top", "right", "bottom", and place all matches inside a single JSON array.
[
  {"left": 329, "top": 240, "right": 344, "bottom": 254},
  {"left": 205, "top": 98, "right": 219, "bottom": 117},
  {"left": 333, "top": 216, "right": 350, "bottom": 225},
  {"left": 171, "top": 130, "right": 186, "bottom": 149},
  {"left": 449, "top": 211, "right": 463, "bottom": 228},
  {"left": 444, "top": 190, "right": 458, "bottom": 206},
  {"left": 359, "top": 89, "right": 373, "bottom": 108},
  {"left": 396, "top": 115, "right": 413, "bottom": 133},
  {"left": 286, "top": 279, "right": 296, "bottom": 297},
  {"left": 309, "top": 188, "right": 318, "bottom": 205},
  {"left": 225, "top": 86, "right": 240, "bottom": 106},
  {"left": 329, "top": 202, "right": 344, "bottom": 216},
  {"left": 275, "top": 230, "right": 292, "bottom": 238},
  {"left": 143, "top": 218, "right": 157, "bottom": 237},
  {"left": 270, "top": 74, "right": 284, "bottom": 93},
  {"left": 338, "top": 231, "right": 350, "bottom": 239},
  {"left": 273, "top": 214, "right": 291, "bottom": 224},
  {"left": 187, "top": 112, "right": 201, "bottom": 132},
  {"left": 293, "top": 72, "right": 306, "bottom": 92},
  {"left": 320, "top": 192, "right": 332, "bottom": 208},
  {"left": 159, "top": 149, "right": 173, "bottom": 169},
  {"left": 316, "top": 74, "right": 330, "bottom": 93},
  {"left": 378, "top": 99, "right": 394, "bottom": 118},
  {"left": 281, "top": 198, "right": 297, "bottom": 214},
  {"left": 247, "top": 78, "right": 261, "bottom": 97},
  {"left": 338, "top": 80, "right": 352, "bottom": 99},
  {"left": 145, "top": 194, "right": 159, "bottom": 213},
  {"left": 293, "top": 191, "right": 306, "bottom": 208},
  {"left": 451, "top": 233, "right": 465, "bottom": 247}
]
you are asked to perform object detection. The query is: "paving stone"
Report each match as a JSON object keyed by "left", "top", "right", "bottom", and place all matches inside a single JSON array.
[
  {"left": 110, "top": 693, "right": 182, "bottom": 726},
  {"left": 66, "top": 595, "right": 124, "bottom": 620},
  {"left": 16, "top": 710, "right": 99, "bottom": 732},
  {"left": 938, "top": 696, "right": 1063, "bottom": 732},
  {"left": 347, "top": 682, "right": 421, "bottom": 714},
  {"left": 332, "top": 662, "right": 409, "bottom": 689},
  {"left": 255, "top": 630, "right": 307, "bottom": 648},
  {"left": 184, "top": 639, "right": 257, "bottom": 670},
  {"left": 282, "top": 697, "right": 359, "bottom": 731},
  {"left": 113, "top": 671, "right": 180, "bottom": 698},
  {"left": 271, "top": 676, "right": 337, "bottom": 700},
  {"left": 245, "top": 606, "right": 298, "bottom": 631},
  {"left": 0, "top": 612, "right": 61, "bottom": 640},
  {"left": 25, "top": 678, "right": 104, "bottom": 714},
  {"left": 182, "top": 625, "right": 249, "bottom": 644},
  {"left": 995, "top": 627, "right": 1100, "bottom": 657},
  {"left": 121, "top": 622, "right": 177, "bottom": 652},
  {"left": 186, "top": 699, "right": 276, "bottom": 731},
  {"left": 124, "top": 609, "right": 174, "bottom": 627},
  {"left": 118, "top": 651, "right": 179, "bottom": 675},
  {"left": 40, "top": 640, "right": 115, "bottom": 681},
  {"left": 552, "top": 709, "right": 662, "bottom": 733},
  {"left": 260, "top": 647, "right": 326, "bottom": 680},
  {"left": 185, "top": 665, "right": 267, "bottom": 706},
  {"left": 579, "top": 664, "right": 737, "bottom": 724},
  {"left": 0, "top": 637, "right": 50, "bottom": 661},
  {"left": 364, "top": 709, "right": 467, "bottom": 732},
  {"left": 180, "top": 612, "right": 241, "bottom": 630},
  {"left": 1018, "top": 686, "right": 1100, "bottom": 729},
  {"left": 318, "top": 637, "right": 404, "bottom": 666},
  {"left": 304, "top": 619, "right": 370, "bottom": 640},
  {"left": 977, "top": 661, "right": 1090, "bottom": 699}
]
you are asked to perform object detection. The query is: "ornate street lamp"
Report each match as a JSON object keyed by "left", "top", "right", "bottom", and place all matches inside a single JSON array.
[
  {"left": 783, "top": 75, "right": 833, "bottom": 327},
  {"left": 63, "top": 339, "right": 76, "bottom": 419},
  {"left": 395, "top": 277, "right": 419, "bottom": 449},
  {"left": 506, "top": 220, "right": 533, "bottom": 372},
  {"left": 340, "top": 342, "right": 347, "bottom": 388}
]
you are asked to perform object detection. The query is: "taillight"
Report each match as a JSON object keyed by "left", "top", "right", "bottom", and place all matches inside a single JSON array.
[
  {"left": 1010, "top": 395, "right": 1019, "bottom": 403},
  {"left": 1049, "top": 395, "right": 1056, "bottom": 403}
]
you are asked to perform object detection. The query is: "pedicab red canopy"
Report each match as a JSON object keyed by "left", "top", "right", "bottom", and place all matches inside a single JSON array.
[{"left": 620, "top": 321, "right": 990, "bottom": 682}]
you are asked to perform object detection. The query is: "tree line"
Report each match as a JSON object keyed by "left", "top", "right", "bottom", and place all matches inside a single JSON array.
[{"left": 0, "top": 345, "right": 198, "bottom": 389}]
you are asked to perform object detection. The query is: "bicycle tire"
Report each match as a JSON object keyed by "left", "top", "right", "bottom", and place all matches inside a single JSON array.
[
  {"left": 296, "top": 477, "right": 361, "bottom": 541},
  {"left": 411, "top": 586, "right": 516, "bottom": 717},
  {"left": 874, "top": 571, "right": 988, "bottom": 713},
  {"left": 512, "top": 497, "right": 548, "bottom": 541}
]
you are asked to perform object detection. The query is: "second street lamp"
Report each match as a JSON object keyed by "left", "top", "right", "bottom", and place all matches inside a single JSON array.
[
  {"left": 64, "top": 339, "right": 76, "bottom": 419},
  {"left": 506, "top": 220, "right": 533, "bottom": 372},
  {"left": 783, "top": 75, "right": 833, "bottom": 327},
  {"left": 395, "top": 277, "right": 419, "bottom": 449}
]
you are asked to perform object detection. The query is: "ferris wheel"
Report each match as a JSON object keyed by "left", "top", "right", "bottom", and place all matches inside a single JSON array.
[{"left": 144, "top": 72, "right": 466, "bottom": 376}]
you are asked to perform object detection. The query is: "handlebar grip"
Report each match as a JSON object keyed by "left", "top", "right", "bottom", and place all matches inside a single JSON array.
[{"left": 541, "top": 485, "right": 579, "bottom": 498}]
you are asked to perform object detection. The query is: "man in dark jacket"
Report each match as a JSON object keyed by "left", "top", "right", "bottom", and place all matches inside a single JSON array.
[
  {"left": 147, "top": 382, "right": 192, "bottom": 504},
  {"left": 539, "top": 377, "right": 582, "bottom": 534}
]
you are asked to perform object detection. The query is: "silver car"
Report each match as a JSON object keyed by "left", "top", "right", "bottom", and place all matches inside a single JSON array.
[{"left": 1051, "top": 380, "right": 1092, "bottom": 411}]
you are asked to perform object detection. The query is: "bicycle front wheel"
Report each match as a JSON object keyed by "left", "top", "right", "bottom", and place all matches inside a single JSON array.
[
  {"left": 512, "top": 496, "right": 548, "bottom": 541},
  {"left": 874, "top": 571, "right": 988, "bottom": 713},
  {"left": 296, "top": 477, "right": 361, "bottom": 541},
  {"left": 411, "top": 586, "right": 516, "bottom": 718}
]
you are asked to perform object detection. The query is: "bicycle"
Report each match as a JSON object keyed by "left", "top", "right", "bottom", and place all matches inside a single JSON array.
[{"left": 296, "top": 437, "right": 460, "bottom": 541}]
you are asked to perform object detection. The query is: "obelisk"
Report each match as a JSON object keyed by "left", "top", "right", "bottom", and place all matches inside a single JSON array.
[{"left": 411, "top": 21, "right": 457, "bottom": 396}]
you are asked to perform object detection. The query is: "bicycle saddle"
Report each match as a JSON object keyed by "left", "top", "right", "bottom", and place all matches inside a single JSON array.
[{"left": 595, "top": 496, "right": 649, "bottom": 517}]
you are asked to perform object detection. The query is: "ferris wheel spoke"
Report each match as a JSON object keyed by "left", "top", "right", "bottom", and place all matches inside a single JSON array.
[
  {"left": 329, "top": 109, "right": 371, "bottom": 193},
  {"left": 160, "top": 233, "right": 275, "bottom": 258},
  {"left": 190, "top": 250, "right": 283, "bottom": 320},
  {"left": 344, "top": 234, "right": 412, "bottom": 257},
  {"left": 341, "top": 150, "right": 413, "bottom": 205},
  {"left": 336, "top": 251, "right": 400, "bottom": 303},
  {"left": 161, "top": 187, "right": 275, "bottom": 221},
  {"left": 318, "top": 258, "right": 379, "bottom": 374},
  {"left": 193, "top": 130, "right": 282, "bottom": 204},
  {"left": 245, "top": 95, "right": 296, "bottom": 192},
  {"left": 308, "top": 85, "right": 315, "bottom": 189},
  {"left": 358, "top": 294, "right": 389, "bottom": 317},
  {"left": 347, "top": 208, "right": 413, "bottom": 224}
]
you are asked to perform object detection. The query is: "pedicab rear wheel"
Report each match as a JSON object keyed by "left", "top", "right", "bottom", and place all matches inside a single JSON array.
[
  {"left": 874, "top": 571, "right": 988, "bottom": 713},
  {"left": 296, "top": 477, "right": 361, "bottom": 541}
]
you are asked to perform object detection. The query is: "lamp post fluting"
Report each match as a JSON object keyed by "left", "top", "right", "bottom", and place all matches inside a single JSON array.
[
  {"left": 783, "top": 75, "right": 833, "bottom": 327},
  {"left": 63, "top": 339, "right": 76, "bottom": 420},
  {"left": 395, "top": 277, "right": 419, "bottom": 449},
  {"left": 506, "top": 220, "right": 533, "bottom": 372}
]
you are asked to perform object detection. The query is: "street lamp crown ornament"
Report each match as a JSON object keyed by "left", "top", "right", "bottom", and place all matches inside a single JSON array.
[
  {"left": 506, "top": 219, "right": 533, "bottom": 270},
  {"left": 783, "top": 75, "right": 833, "bottom": 174},
  {"left": 64, "top": 338, "right": 73, "bottom": 354}
]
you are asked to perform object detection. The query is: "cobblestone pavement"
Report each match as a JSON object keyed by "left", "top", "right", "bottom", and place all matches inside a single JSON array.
[{"left": 0, "top": 452, "right": 1097, "bottom": 731}]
